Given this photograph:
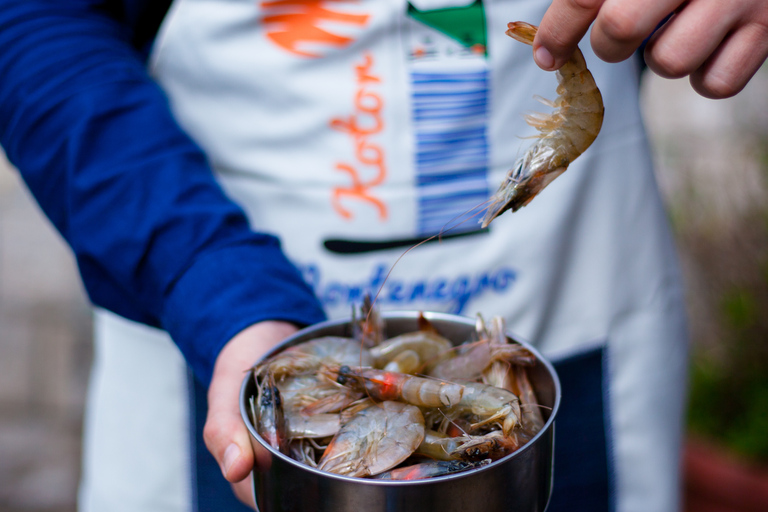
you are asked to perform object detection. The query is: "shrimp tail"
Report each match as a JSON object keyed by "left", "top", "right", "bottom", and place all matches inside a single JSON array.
[{"left": 505, "top": 21, "right": 537, "bottom": 45}]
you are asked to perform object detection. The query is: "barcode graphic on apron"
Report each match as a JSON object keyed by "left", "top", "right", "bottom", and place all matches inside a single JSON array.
[{"left": 412, "top": 70, "right": 490, "bottom": 237}]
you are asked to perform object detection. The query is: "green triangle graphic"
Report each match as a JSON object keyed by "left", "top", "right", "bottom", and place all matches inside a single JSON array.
[{"left": 407, "top": 0, "right": 487, "bottom": 55}]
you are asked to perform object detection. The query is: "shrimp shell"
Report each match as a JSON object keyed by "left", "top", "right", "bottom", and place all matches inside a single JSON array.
[
  {"left": 285, "top": 413, "right": 341, "bottom": 439},
  {"left": 416, "top": 429, "right": 520, "bottom": 462},
  {"left": 516, "top": 368, "right": 545, "bottom": 435},
  {"left": 453, "top": 431, "right": 520, "bottom": 461},
  {"left": 481, "top": 21, "right": 604, "bottom": 226},
  {"left": 254, "top": 336, "right": 372, "bottom": 380},
  {"left": 369, "top": 330, "right": 454, "bottom": 370},
  {"left": 318, "top": 401, "right": 425, "bottom": 477},
  {"left": 331, "top": 366, "right": 521, "bottom": 435},
  {"left": 429, "top": 339, "right": 535, "bottom": 381},
  {"left": 256, "top": 373, "right": 289, "bottom": 454}
]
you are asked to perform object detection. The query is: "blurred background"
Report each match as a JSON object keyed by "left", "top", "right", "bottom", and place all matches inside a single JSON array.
[{"left": 1, "top": 66, "right": 767, "bottom": 511}]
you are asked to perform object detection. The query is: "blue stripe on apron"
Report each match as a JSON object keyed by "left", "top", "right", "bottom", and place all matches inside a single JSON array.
[{"left": 411, "top": 71, "right": 491, "bottom": 236}]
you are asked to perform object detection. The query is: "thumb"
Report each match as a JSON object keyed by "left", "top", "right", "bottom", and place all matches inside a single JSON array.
[
  {"left": 203, "top": 354, "right": 255, "bottom": 484},
  {"left": 203, "top": 407, "right": 255, "bottom": 482},
  {"left": 534, "top": 0, "right": 604, "bottom": 70},
  {"left": 203, "top": 321, "right": 297, "bottom": 483}
]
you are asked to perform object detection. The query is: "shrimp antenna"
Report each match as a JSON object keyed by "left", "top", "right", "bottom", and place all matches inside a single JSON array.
[
  {"left": 520, "top": 403, "right": 553, "bottom": 413},
  {"left": 364, "top": 233, "right": 438, "bottom": 323},
  {"left": 435, "top": 198, "right": 494, "bottom": 239},
  {"left": 435, "top": 408, "right": 470, "bottom": 438},
  {"left": 359, "top": 188, "right": 500, "bottom": 342},
  {"left": 363, "top": 195, "right": 496, "bottom": 327}
]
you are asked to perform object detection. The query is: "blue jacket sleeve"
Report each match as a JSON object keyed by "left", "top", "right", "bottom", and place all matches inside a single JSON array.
[{"left": 0, "top": 0, "right": 326, "bottom": 385}]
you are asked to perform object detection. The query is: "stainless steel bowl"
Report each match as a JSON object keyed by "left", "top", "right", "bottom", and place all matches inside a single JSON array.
[{"left": 240, "top": 311, "right": 561, "bottom": 512}]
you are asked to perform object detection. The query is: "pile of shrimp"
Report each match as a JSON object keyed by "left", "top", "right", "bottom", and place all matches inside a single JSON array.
[{"left": 248, "top": 300, "right": 545, "bottom": 481}]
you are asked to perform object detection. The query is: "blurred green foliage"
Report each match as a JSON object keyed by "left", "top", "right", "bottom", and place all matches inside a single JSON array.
[
  {"left": 688, "top": 355, "right": 768, "bottom": 463},
  {"left": 688, "top": 284, "right": 768, "bottom": 464},
  {"left": 679, "top": 83, "right": 768, "bottom": 465}
]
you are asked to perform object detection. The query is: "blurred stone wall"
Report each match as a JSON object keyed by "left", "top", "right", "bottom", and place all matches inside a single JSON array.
[{"left": 0, "top": 153, "right": 92, "bottom": 512}]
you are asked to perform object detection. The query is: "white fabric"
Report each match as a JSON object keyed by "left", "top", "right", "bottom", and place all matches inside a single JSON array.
[
  {"left": 79, "top": 311, "right": 191, "bottom": 512},
  {"left": 79, "top": 0, "right": 689, "bottom": 511},
  {"left": 409, "top": 0, "right": 477, "bottom": 10}
]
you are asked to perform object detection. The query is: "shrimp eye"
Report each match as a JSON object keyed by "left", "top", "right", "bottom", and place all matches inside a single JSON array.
[
  {"left": 271, "top": 386, "right": 282, "bottom": 408},
  {"left": 261, "top": 387, "right": 273, "bottom": 406},
  {"left": 337, "top": 365, "right": 351, "bottom": 385}
]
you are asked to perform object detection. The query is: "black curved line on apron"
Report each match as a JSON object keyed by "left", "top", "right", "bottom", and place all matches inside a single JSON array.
[{"left": 323, "top": 227, "right": 489, "bottom": 254}]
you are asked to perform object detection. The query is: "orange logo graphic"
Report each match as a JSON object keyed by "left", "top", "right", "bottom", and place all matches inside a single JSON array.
[
  {"left": 331, "top": 53, "right": 388, "bottom": 221},
  {"left": 260, "top": 0, "right": 370, "bottom": 57}
]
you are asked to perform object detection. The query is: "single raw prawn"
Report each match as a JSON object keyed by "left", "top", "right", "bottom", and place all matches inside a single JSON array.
[
  {"left": 317, "top": 400, "right": 425, "bottom": 477},
  {"left": 482, "top": 21, "right": 604, "bottom": 226},
  {"left": 416, "top": 429, "right": 520, "bottom": 462},
  {"left": 326, "top": 365, "right": 522, "bottom": 436}
]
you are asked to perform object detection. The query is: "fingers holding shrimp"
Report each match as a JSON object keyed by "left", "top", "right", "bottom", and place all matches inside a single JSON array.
[
  {"left": 646, "top": 7, "right": 768, "bottom": 98},
  {"left": 587, "top": 0, "right": 682, "bottom": 63},
  {"left": 687, "top": 24, "right": 768, "bottom": 99},
  {"left": 534, "top": 0, "right": 681, "bottom": 68},
  {"left": 531, "top": 0, "right": 604, "bottom": 70},
  {"left": 536, "top": 0, "right": 768, "bottom": 99}
]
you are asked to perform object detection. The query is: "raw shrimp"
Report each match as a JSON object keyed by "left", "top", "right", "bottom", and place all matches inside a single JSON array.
[
  {"left": 478, "top": 318, "right": 545, "bottom": 436},
  {"left": 452, "top": 431, "right": 520, "bottom": 461},
  {"left": 275, "top": 375, "right": 325, "bottom": 408},
  {"left": 317, "top": 401, "right": 425, "bottom": 477},
  {"left": 416, "top": 429, "right": 519, "bottom": 462},
  {"left": 277, "top": 374, "right": 363, "bottom": 416},
  {"left": 339, "top": 396, "right": 377, "bottom": 424},
  {"left": 374, "top": 459, "right": 490, "bottom": 480},
  {"left": 382, "top": 349, "right": 421, "bottom": 374},
  {"left": 255, "top": 372, "right": 288, "bottom": 454},
  {"left": 353, "top": 293, "right": 385, "bottom": 348},
  {"left": 429, "top": 339, "right": 536, "bottom": 381},
  {"left": 285, "top": 412, "right": 341, "bottom": 439},
  {"left": 482, "top": 317, "right": 516, "bottom": 391},
  {"left": 481, "top": 21, "right": 604, "bottom": 226},
  {"left": 415, "top": 429, "right": 465, "bottom": 460},
  {"left": 298, "top": 386, "right": 364, "bottom": 416},
  {"left": 250, "top": 302, "right": 547, "bottom": 479},
  {"left": 289, "top": 439, "right": 319, "bottom": 467},
  {"left": 328, "top": 365, "right": 521, "bottom": 435},
  {"left": 369, "top": 330, "right": 454, "bottom": 371},
  {"left": 515, "top": 368, "right": 545, "bottom": 435},
  {"left": 254, "top": 336, "right": 372, "bottom": 380}
]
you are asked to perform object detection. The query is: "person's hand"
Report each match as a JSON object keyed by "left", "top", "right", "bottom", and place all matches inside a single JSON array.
[
  {"left": 533, "top": 0, "right": 768, "bottom": 99},
  {"left": 203, "top": 320, "right": 299, "bottom": 508}
]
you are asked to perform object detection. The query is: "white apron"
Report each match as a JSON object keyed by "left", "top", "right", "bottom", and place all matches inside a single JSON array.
[{"left": 79, "top": 0, "right": 689, "bottom": 511}]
